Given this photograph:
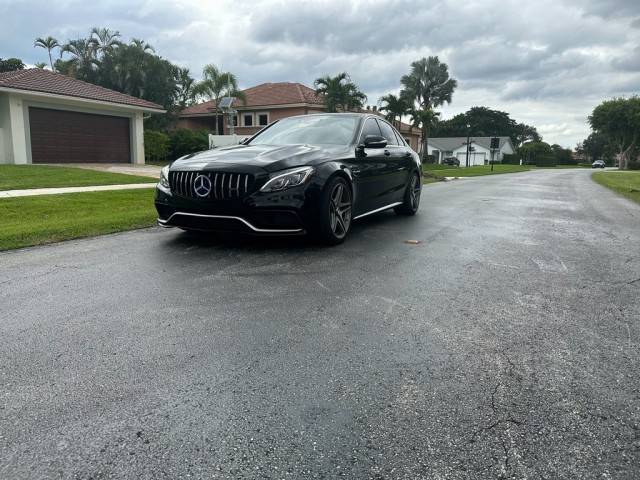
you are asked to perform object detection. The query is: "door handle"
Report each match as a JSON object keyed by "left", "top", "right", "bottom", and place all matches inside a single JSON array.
[{"left": 384, "top": 150, "right": 391, "bottom": 156}]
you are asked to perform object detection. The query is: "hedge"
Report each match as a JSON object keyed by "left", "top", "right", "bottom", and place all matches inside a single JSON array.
[
  {"left": 169, "top": 129, "right": 209, "bottom": 160},
  {"left": 144, "top": 130, "right": 170, "bottom": 163}
]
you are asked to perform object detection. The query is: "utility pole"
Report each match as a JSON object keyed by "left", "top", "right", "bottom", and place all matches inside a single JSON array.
[{"left": 465, "top": 124, "right": 471, "bottom": 168}]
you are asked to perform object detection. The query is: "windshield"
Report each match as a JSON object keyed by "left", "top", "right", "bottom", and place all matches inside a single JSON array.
[{"left": 248, "top": 115, "right": 358, "bottom": 146}]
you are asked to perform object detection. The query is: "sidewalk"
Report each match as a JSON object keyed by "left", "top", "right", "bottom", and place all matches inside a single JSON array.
[{"left": 0, "top": 183, "right": 156, "bottom": 198}]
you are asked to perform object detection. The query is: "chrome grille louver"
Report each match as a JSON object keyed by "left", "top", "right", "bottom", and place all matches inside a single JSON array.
[{"left": 169, "top": 171, "right": 253, "bottom": 200}]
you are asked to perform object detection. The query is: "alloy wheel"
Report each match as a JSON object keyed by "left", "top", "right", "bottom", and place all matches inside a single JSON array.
[
  {"left": 329, "top": 183, "right": 352, "bottom": 238},
  {"left": 410, "top": 174, "right": 421, "bottom": 210}
]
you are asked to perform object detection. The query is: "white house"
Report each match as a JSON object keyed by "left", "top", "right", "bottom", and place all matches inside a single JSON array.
[
  {"left": 427, "top": 136, "right": 516, "bottom": 166},
  {"left": 0, "top": 68, "right": 164, "bottom": 165}
]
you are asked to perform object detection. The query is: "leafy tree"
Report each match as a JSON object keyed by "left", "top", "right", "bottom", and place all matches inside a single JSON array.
[
  {"left": 431, "top": 106, "right": 540, "bottom": 147},
  {"left": 379, "top": 93, "right": 409, "bottom": 129},
  {"left": 589, "top": 97, "right": 640, "bottom": 169},
  {"left": 550, "top": 144, "right": 573, "bottom": 165},
  {"left": 34, "top": 62, "right": 47, "bottom": 69},
  {"left": 519, "top": 141, "right": 553, "bottom": 165},
  {"left": 0, "top": 58, "right": 25, "bottom": 72},
  {"left": 400, "top": 56, "right": 457, "bottom": 156},
  {"left": 34, "top": 36, "right": 60, "bottom": 70},
  {"left": 314, "top": 72, "right": 367, "bottom": 113},
  {"left": 581, "top": 132, "right": 610, "bottom": 163},
  {"left": 193, "top": 64, "right": 246, "bottom": 133}
]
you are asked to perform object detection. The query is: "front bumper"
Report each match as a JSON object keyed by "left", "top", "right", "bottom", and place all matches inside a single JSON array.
[{"left": 154, "top": 182, "right": 320, "bottom": 235}]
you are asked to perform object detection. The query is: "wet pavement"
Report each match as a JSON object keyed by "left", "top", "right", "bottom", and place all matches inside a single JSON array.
[{"left": 1, "top": 168, "right": 639, "bottom": 479}]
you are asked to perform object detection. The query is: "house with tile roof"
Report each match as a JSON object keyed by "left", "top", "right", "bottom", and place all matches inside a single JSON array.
[
  {"left": 178, "top": 82, "right": 424, "bottom": 152},
  {"left": 0, "top": 68, "right": 164, "bottom": 165},
  {"left": 178, "top": 82, "right": 325, "bottom": 136},
  {"left": 427, "top": 136, "right": 516, "bottom": 166}
]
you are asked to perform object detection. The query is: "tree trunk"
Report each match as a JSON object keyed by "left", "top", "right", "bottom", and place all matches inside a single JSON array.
[
  {"left": 213, "top": 107, "right": 218, "bottom": 135},
  {"left": 422, "top": 126, "right": 428, "bottom": 163}
]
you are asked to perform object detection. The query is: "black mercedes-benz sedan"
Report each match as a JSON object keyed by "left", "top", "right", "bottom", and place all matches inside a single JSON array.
[{"left": 155, "top": 113, "right": 422, "bottom": 244}]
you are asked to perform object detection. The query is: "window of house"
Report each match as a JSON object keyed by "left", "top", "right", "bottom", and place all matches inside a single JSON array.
[
  {"left": 243, "top": 113, "right": 253, "bottom": 127},
  {"left": 232, "top": 114, "right": 238, "bottom": 127},
  {"left": 258, "top": 113, "right": 269, "bottom": 126}
]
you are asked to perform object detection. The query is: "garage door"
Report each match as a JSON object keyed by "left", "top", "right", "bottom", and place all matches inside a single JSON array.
[
  {"left": 456, "top": 152, "right": 486, "bottom": 166},
  {"left": 29, "top": 107, "right": 131, "bottom": 163}
]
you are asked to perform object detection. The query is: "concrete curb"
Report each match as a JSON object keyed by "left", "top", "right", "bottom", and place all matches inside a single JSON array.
[{"left": 0, "top": 183, "right": 157, "bottom": 198}]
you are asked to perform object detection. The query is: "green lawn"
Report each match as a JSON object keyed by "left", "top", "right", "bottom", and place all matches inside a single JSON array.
[
  {"left": 423, "top": 164, "right": 532, "bottom": 179},
  {"left": 0, "top": 165, "right": 157, "bottom": 191},
  {"left": 0, "top": 189, "right": 157, "bottom": 251},
  {"left": 592, "top": 171, "right": 640, "bottom": 204}
]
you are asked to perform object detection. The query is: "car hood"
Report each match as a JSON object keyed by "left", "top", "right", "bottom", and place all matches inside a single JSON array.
[{"left": 170, "top": 144, "right": 351, "bottom": 173}]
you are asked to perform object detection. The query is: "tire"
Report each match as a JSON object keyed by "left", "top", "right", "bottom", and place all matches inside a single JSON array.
[
  {"left": 394, "top": 172, "right": 421, "bottom": 216},
  {"left": 315, "top": 176, "right": 352, "bottom": 245}
]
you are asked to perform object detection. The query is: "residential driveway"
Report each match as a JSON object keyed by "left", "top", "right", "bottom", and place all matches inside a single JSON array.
[{"left": 1, "top": 169, "right": 639, "bottom": 479}]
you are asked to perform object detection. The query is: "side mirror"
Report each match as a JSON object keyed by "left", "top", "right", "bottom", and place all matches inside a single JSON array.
[
  {"left": 239, "top": 137, "right": 249, "bottom": 145},
  {"left": 363, "top": 135, "right": 387, "bottom": 149}
]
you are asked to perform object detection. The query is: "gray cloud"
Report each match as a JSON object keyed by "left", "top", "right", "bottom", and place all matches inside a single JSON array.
[{"left": 0, "top": 0, "right": 638, "bottom": 147}]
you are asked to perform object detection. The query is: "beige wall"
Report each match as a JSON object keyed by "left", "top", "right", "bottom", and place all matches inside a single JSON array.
[
  {"left": 0, "top": 90, "right": 154, "bottom": 164},
  {"left": 178, "top": 105, "right": 327, "bottom": 137},
  {"left": 0, "top": 93, "right": 12, "bottom": 164}
]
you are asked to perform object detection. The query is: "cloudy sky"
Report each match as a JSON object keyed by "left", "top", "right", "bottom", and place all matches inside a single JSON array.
[{"left": 2, "top": 0, "right": 639, "bottom": 147}]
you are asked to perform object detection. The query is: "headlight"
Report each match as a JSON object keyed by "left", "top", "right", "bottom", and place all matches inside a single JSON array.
[
  {"left": 260, "top": 166, "right": 314, "bottom": 192},
  {"left": 159, "top": 165, "right": 170, "bottom": 189}
]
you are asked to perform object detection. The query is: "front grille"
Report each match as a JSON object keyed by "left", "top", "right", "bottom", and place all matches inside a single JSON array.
[{"left": 169, "top": 171, "right": 253, "bottom": 200}]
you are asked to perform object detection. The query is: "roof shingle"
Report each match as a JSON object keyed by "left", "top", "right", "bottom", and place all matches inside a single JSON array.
[
  {"left": 0, "top": 68, "right": 164, "bottom": 111},
  {"left": 181, "top": 82, "right": 324, "bottom": 115}
]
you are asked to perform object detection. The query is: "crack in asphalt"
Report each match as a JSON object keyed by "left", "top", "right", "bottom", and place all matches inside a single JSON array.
[{"left": 468, "top": 351, "right": 528, "bottom": 477}]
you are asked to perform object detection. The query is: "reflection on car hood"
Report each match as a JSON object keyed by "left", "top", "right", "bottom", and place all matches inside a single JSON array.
[{"left": 170, "top": 144, "right": 351, "bottom": 173}]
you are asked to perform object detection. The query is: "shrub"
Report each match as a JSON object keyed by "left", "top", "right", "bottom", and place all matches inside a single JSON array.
[
  {"left": 168, "top": 129, "right": 209, "bottom": 160},
  {"left": 144, "top": 130, "right": 170, "bottom": 163},
  {"left": 501, "top": 154, "right": 520, "bottom": 165},
  {"left": 535, "top": 156, "right": 556, "bottom": 167},
  {"left": 628, "top": 160, "right": 640, "bottom": 170}
]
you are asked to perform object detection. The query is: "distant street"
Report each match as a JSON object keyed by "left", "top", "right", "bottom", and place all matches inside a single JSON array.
[{"left": 1, "top": 169, "right": 639, "bottom": 479}]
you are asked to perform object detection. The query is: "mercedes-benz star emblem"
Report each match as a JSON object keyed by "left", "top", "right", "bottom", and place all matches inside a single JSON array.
[{"left": 193, "top": 174, "right": 212, "bottom": 198}]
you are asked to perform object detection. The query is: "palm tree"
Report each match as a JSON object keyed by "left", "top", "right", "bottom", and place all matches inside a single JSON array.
[
  {"left": 91, "top": 27, "right": 121, "bottom": 55},
  {"left": 314, "top": 72, "right": 367, "bottom": 112},
  {"left": 34, "top": 36, "right": 60, "bottom": 70},
  {"left": 379, "top": 93, "right": 409, "bottom": 129},
  {"left": 60, "top": 37, "right": 100, "bottom": 78},
  {"left": 176, "top": 67, "right": 196, "bottom": 108},
  {"left": 130, "top": 38, "right": 155, "bottom": 53},
  {"left": 410, "top": 109, "right": 440, "bottom": 160},
  {"left": 193, "top": 64, "right": 246, "bottom": 133},
  {"left": 401, "top": 56, "right": 457, "bottom": 157},
  {"left": 34, "top": 62, "right": 47, "bottom": 69}
]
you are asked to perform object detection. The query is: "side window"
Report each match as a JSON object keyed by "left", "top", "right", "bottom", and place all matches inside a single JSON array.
[
  {"left": 393, "top": 129, "right": 405, "bottom": 146},
  {"left": 359, "top": 118, "right": 382, "bottom": 144},
  {"left": 377, "top": 120, "right": 398, "bottom": 146}
]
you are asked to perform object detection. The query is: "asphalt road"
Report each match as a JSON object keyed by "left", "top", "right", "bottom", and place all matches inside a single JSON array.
[{"left": 1, "top": 169, "right": 639, "bottom": 479}]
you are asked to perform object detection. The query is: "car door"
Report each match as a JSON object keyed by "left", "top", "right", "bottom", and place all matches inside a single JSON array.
[
  {"left": 349, "top": 117, "right": 393, "bottom": 216},
  {"left": 376, "top": 119, "right": 411, "bottom": 203}
]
